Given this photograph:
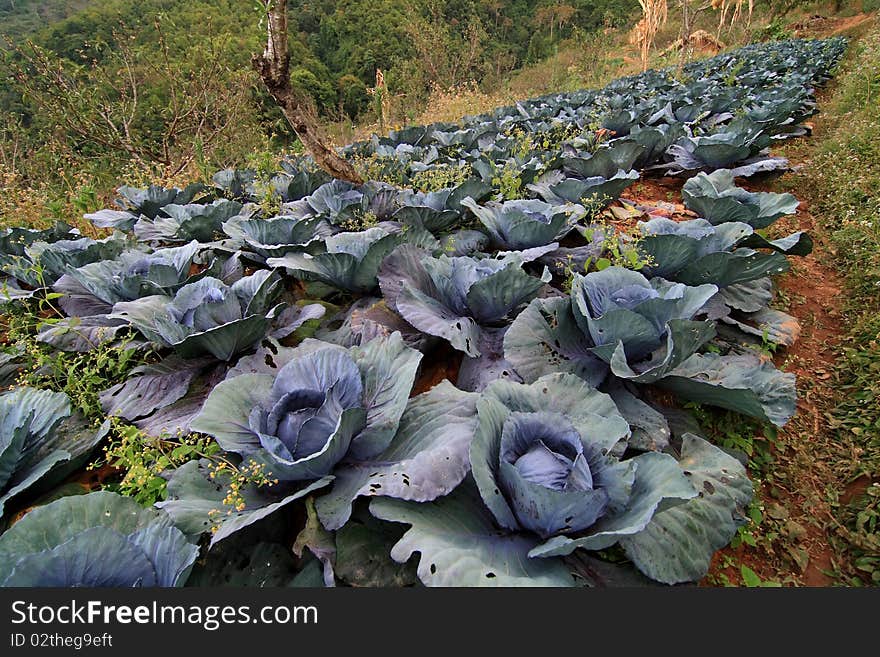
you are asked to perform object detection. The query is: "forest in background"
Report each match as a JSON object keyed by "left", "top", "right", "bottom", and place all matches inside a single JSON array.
[
  {"left": 0, "top": 0, "right": 862, "bottom": 224},
  {"left": 0, "top": 1, "right": 638, "bottom": 186}
]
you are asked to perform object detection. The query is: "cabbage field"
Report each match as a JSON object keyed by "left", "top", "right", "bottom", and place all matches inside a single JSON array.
[{"left": 0, "top": 36, "right": 847, "bottom": 587}]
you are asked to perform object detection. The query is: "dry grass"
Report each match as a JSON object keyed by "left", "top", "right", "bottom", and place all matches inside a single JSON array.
[
  {"left": 632, "top": 0, "right": 669, "bottom": 71},
  {"left": 415, "top": 81, "right": 514, "bottom": 125}
]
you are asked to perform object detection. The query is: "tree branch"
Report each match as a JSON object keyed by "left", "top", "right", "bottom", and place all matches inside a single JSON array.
[{"left": 252, "top": 0, "right": 362, "bottom": 184}]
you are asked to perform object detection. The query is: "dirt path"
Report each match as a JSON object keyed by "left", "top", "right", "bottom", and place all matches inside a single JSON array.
[
  {"left": 697, "top": 53, "right": 866, "bottom": 584},
  {"left": 626, "top": 167, "right": 849, "bottom": 585},
  {"left": 706, "top": 196, "right": 848, "bottom": 586},
  {"left": 790, "top": 12, "right": 875, "bottom": 38},
  {"left": 770, "top": 203, "right": 847, "bottom": 585}
]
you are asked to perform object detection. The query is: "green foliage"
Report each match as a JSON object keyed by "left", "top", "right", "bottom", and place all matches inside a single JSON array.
[
  {"left": 409, "top": 163, "right": 472, "bottom": 191},
  {"left": 583, "top": 216, "right": 652, "bottom": 272},
  {"left": 558, "top": 220, "right": 652, "bottom": 294},
  {"left": 290, "top": 67, "right": 338, "bottom": 112},
  {"left": 95, "top": 419, "right": 278, "bottom": 514},
  {"left": 337, "top": 73, "right": 370, "bottom": 118},
  {"left": 490, "top": 161, "right": 526, "bottom": 200},
  {"left": 839, "top": 482, "right": 880, "bottom": 585},
  {"left": 740, "top": 564, "right": 782, "bottom": 587},
  {"left": 724, "top": 60, "right": 746, "bottom": 86},
  {"left": 1, "top": 0, "right": 642, "bottom": 162},
  {"left": 352, "top": 154, "right": 407, "bottom": 187},
  {"left": 794, "top": 28, "right": 880, "bottom": 548},
  {"left": 0, "top": 3, "right": 856, "bottom": 588},
  {"left": 759, "top": 18, "right": 793, "bottom": 42},
  {"left": 339, "top": 210, "right": 380, "bottom": 232},
  {"left": 97, "top": 420, "right": 221, "bottom": 506},
  {"left": 685, "top": 403, "right": 777, "bottom": 475},
  {"left": 0, "top": 0, "right": 646, "bottom": 223},
  {"left": 2, "top": 299, "right": 145, "bottom": 418}
]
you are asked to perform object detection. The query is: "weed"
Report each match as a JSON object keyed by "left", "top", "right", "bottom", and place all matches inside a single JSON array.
[
  {"left": 1, "top": 299, "right": 147, "bottom": 418},
  {"left": 724, "top": 60, "right": 746, "bottom": 86},
  {"left": 352, "top": 153, "right": 408, "bottom": 188},
  {"left": 208, "top": 458, "right": 278, "bottom": 517},
  {"left": 410, "top": 163, "right": 472, "bottom": 192},
  {"left": 580, "top": 208, "right": 654, "bottom": 275},
  {"left": 686, "top": 403, "right": 777, "bottom": 474},
  {"left": 759, "top": 18, "right": 792, "bottom": 42},
  {"left": 97, "top": 420, "right": 221, "bottom": 506},
  {"left": 490, "top": 161, "right": 526, "bottom": 200},
  {"left": 339, "top": 209, "right": 381, "bottom": 232},
  {"left": 740, "top": 564, "right": 783, "bottom": 587},
  {"left": 95, "top": 418, "right": 279, "bottom": 517}
]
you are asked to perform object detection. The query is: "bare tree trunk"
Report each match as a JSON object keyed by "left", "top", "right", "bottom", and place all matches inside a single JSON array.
[
  {"left": 252, "top": 0, "right": 363, "bottom": 184},
  {"left": 678, "top": 0, "right": 693, "bottom": 71}
]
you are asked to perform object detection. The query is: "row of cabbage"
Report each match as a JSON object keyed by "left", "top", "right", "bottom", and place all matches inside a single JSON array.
[
  {"left": 0, "top": 37, "right": 844, "bottom": 588},
  {"left": 343, "top": 36, "right": 846, "bottom": 182}
]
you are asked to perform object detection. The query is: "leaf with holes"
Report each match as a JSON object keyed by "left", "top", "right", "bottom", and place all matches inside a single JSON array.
[{"left": 619, "top": 434, "right": 753, "bottom": 584}]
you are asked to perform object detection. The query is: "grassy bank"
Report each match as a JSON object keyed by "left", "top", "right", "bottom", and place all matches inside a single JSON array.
[{"left": 784, "top": 15, "right": 880, "bottom": 584}]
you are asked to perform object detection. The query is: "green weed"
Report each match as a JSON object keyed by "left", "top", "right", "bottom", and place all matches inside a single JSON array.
[
  {"left": 2, "top": 300, "right": 146, "bottom": 418},
  {"left": 97, "top": 420, "right": 222, "bottom": 506}
]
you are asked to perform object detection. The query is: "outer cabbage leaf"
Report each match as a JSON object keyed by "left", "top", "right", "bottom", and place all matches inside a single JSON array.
[
  {"left": 682, "top": 169, "right": 799, "bottom": 228},
  {"left": 637, "top": 217, "right": 787, "bottom": 288},
  {"left": 460, "top": 197, "right": 584, "bottom": 250},
  {"left": 526, "top": 451, "right": 697, "bottom": 556},
  {"left": 438, "top": 229, "right": 491, "bottom": 257},
  {"left": 184, "top": 541, "right": 302, "bottom": 587},
  {"left": 0, "top": 387, "right": 108, "bottom": 519},
  {"left": 134, "top": 199, "right": 243, "bottom": 243},
  {"left": 99, "top": 356, "right": 213, "bottom": 421},
  {"left": 658, "top": 352, "right": 797, "bottom": 426},
  {"left": 267, "top": 224, "right": 438, "bottom": 294},
  {"left": 674, "top": 250, "right": 790, "bottom": 288},
  {"left": 333, "top": 515, "right": 418, "bottom": 587},
  {"left": 719, "top": 306, "right": 801, "bottom": 347},
  {"left": 36, "top": 315, "right": 130, "bottom": 352},
  {"left": 315, "top": 381, "right": 479, "bottom": 531},
  {"left": 370, "top": 483, "right": 575, "bottom": 587},
  {"left": 571, "top": 267, "right": 717, "bottom": 363},
  {"left": 347, "top": 332, "right": 423, "bottom": 460},
  {"left": 603, "top": 379, "right": 670, "bottom": 452},
  {"left": 212, "top": 169, "right": 255, "bottom": 199},
  {"left": 619, "top": 433, "right": 753, "bottom": 584},
  {"left": 54, "top": 241, "right": 209, "bottom": 315},
  {"left": 0, "top": 491, "right": 197, "bottom": 587},
  {"left": 3, "top": 235, "right": 128, "bottom": 288},
  {"left": 527, "top": 169, "right": 639, "bottom": 206},
  {"left": 379, "top": 246, "right": 550, "bottom": 357},
  {"left": 111, "top": 271, "right": 284, "bottom": 361},
  {"left": 222, "top": 214, "right": 330, "bottom": 258},
  {"left": 503, "top": 296, "right": 609, "bottom": 387},
  {"left": 393, "top": 179, "right": 491, "bottom": 233},
  {"left": 457, "top": 327, "right": 525, "bottom": 393},
  {"left": 116, "top": 183, "right": 205, "bottom": 218},
  {"left": 157, "top": 459, "right": 332, "bottom": 545}
]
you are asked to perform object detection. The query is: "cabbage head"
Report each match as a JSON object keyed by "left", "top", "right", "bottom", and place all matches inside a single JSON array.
[
  {"left": 0, "top": 491, "right": 197, "bottom": 587},
  {"left": 191, "top": 335, "right": 423, "bottom": 482},
  {"left": 371, "top": 375, "right": 753, "bottom": 586},
  {"left": 379, "top": 245, "right": 551, "bottom": 357},
  {"left": 111, "top": 270, "right": 284, "bottom": 361}
]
